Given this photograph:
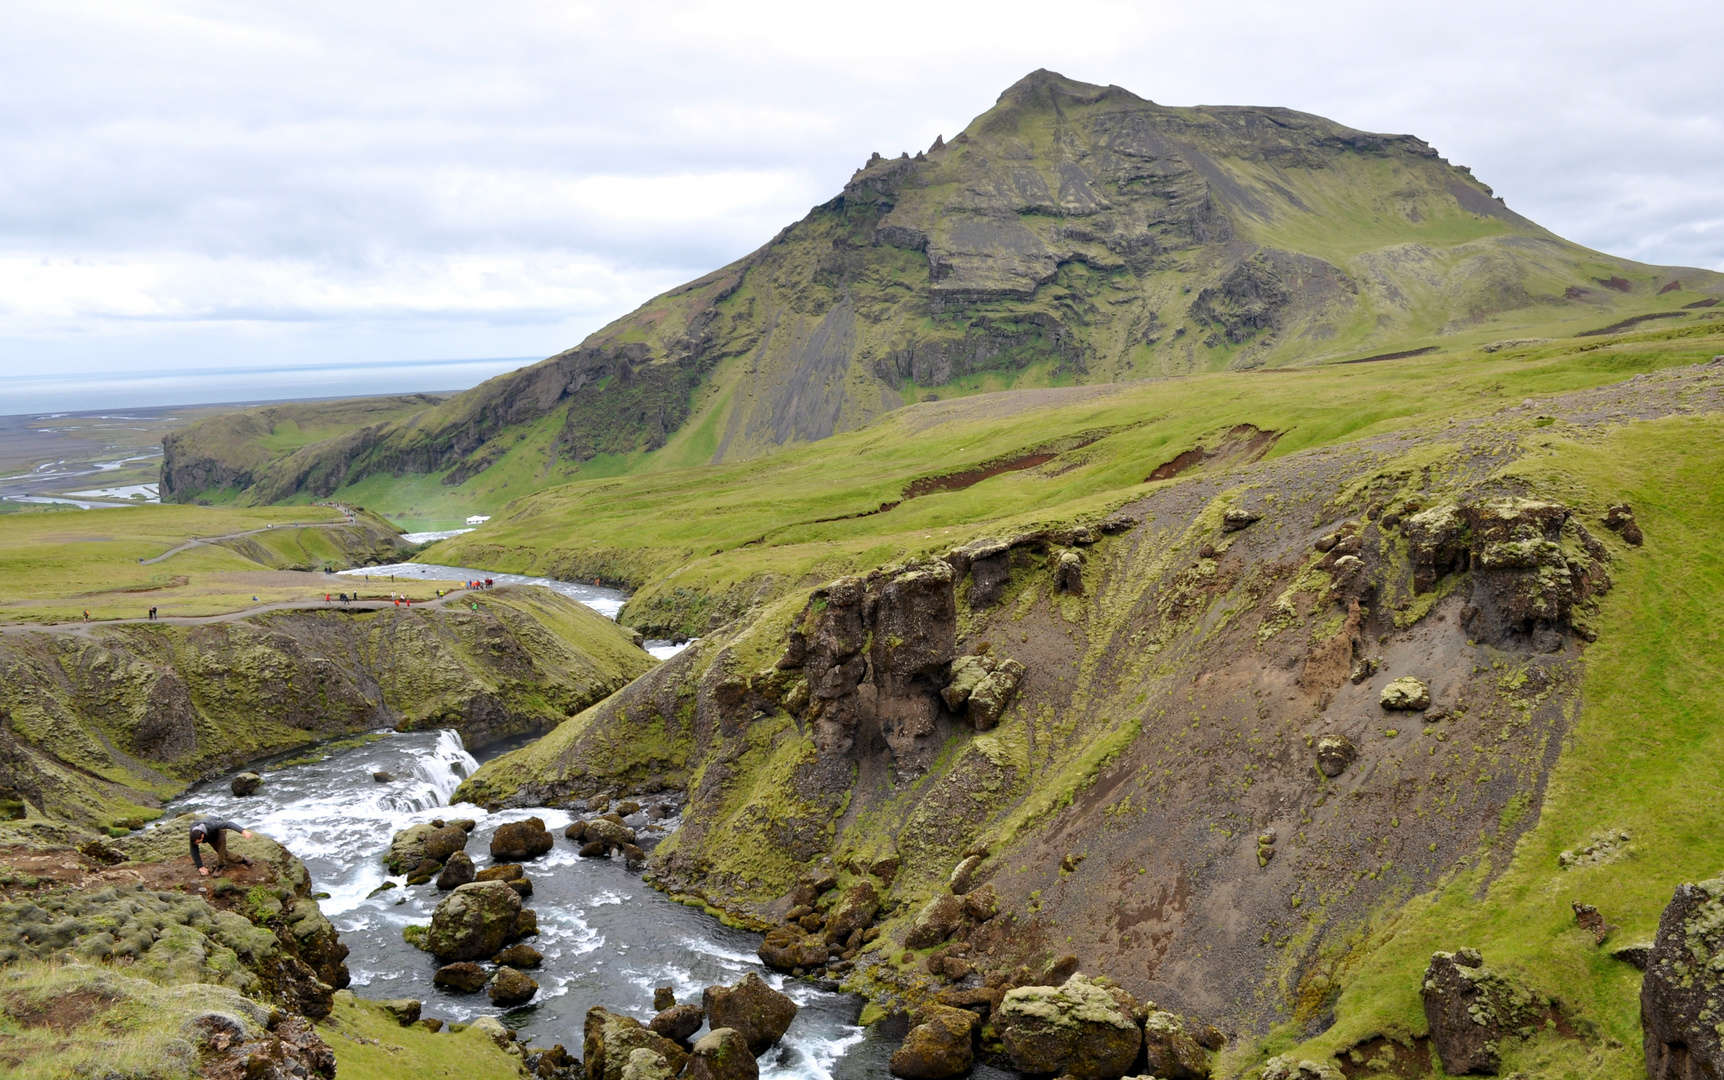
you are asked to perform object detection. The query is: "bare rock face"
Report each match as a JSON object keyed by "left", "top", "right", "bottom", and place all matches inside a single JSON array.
[
  {"left": 783, "top": 563, "right": 957, "bottom": 772},
  {"left": 490, "top": 816, "right": 553, "bottom": 861},
  {"left": 681, "top": 1028, "right": 759, "bottom": 1080},
  {"left": 1643, "top": 876, "right": 1724, "bottom": 1079},
  {"left": 423, "top": 881, "right": 523, "bottom": 961},
  {"left": 996, "top": 974, "right": 1143, "bottom": 1078},
  {"left": 584, "top": 1007, "right": 690, "bottom": 1080},
  {"left": 1421, "top": 948, "right": 1549, "bottom": 1075},
  {"left": 702, "top": 972, "right": 798, "bottom": 1055},
  {"left": 889, "top": 1003, "right": 977, "bottom": 1078}
]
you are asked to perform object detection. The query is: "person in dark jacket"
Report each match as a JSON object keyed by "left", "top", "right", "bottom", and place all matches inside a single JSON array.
[{"left": 190, "top": 818, "right": 255, "bottom": 875}]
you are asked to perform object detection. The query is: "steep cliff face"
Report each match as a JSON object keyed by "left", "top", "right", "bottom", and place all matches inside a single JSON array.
[
  {"left": 160, "top": 70, "right": 1721, "bottom": 508},
  {"left": 451, "top": 362, "right": 1724, "bottom": 1052},
  {"left": 0, "top": 588, "right": 653, "bottom": 828}
]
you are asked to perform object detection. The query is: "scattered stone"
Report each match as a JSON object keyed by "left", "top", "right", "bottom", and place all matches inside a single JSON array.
[
  {"left": 1054, "top": 550, "right": 1085, "bottom": 594},
  {"left": 1422, "top": 948, "right": 1549, "bottom": 1076},
  {"left": 1379, "top": 676, "right": 1431, "bottom": 711},
  {"left": 490, "top": 817, "right": 554, "bottom": 861},
  {"left": 889, "top": 1003, "right": 977, "bottom": 1078},
  {"left": 682, "top": 1028, "right": 759, "bottom": 1080},
  {"left": 231, "top": 772, "right": 263, "bottom": 796},
  {"left": 1558, "top": 829, "right": 1633, "bottom": 869},
  {"left": 823, "top": 881, "right": 879, "bottom": 944},
  {"left": 650, "top": 1003, "right": 705, "bottom": 1044},
  {"left": 1222, "top": 508, "right": 1262, "bottom": 531},
  {"left": 377, "top": 999, "right": 422, "bottom": 1026},
  {"left": 905, "top": 893, "right": 967, "bottom": 949},
  {"left": 615, "top": 800, "right": 642, "bottom": 816},
  {"left": 961, "top": 883, "right": 999, "bottom": 922},
  {"left": 565, "top": 821, "right": 587, "bottom": 842},
  {"left": 420, "top": 1017, "right": 444, "bottom": 1033},
  {"left": 967, "top": 659, "right": 1025, "bottom": 731},
  {"left": 493, "top": 943, "right": 543, "bottom": 968},
  {"left": 372, "top": 771, "right": 393, "bottom": 783},
  {"left": 947, "top": 855, "right": 986, "bottom": 896},
  {"left": 584, "top": 1007, "right": 689, "bottom": 1080},
  {"left": 433, "top": 961, "right": 489, "bottom": 993},
  {"left": 424, "top": 880, "right": 523, "bottom": 960},
  {"left": 1572, "top": 901, "right": 1617, "bottom": 945},
  {"left": 996, "top": 974, "right": 1143, "bottom": 1078},
  {"left": 490, "top": 965, "right": 539, "bottom": 1007},
  {"left": 1604, "top": 503, "right": 1644, "bottom": 546},
  {"left": 703, "top": 971, "right": 798, "bottom": 1055},
  {"left": 1349, "top": 656, "right": 1378, "bottom": 684},
  {"left": 436, "top": 851, "right": 476, "bottom": 890},
  {"left": 580, "top": 841, "right": 612, "bottom": 858},
  {"left": 1315, "top": 735, "right": 1357, "bottom": 778},
  {"left": 1644, "top": 876, "right": 1724, "bottom": 1078},
  {"left": 620, "top": 843, "right": 646, "bottom": 868},
  {"left": 1098, "top": 514, "right": 1137, "bottom": 535},
  {"left": 758, "top": 925, "right": 829, "bottom": 970},
  {"left": 653, "top": 986, "right": 677, "bottom": 1011}
]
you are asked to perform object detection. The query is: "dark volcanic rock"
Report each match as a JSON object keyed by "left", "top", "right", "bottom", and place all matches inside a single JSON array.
[
  {"left": 649, "top": 1002, "right": 705, "bottom": 1044},
  {"left": 489, "top": 965, "right": 539, "bottom": 1007},
  {"left": 423, "top": 824, "right": 471, "bottom": 864},
  {"left": 702, "top": 972, "right": 798, "bottom": 1055},
  {"left": 1315, "top": 734, "right": 1356, "bottom": 778},
  {"left": 435, "top": 851, "right": 476, "bottom": 890},
  {"left": 433, "top": 961, "right": 489, "bottom": 993},
  {"left": 889, "top": 1003, "right": 977, "bottom": 1079},
  {"left": 492, "top": 943, "right": 543, "bottom": 968},
  {"left": 1644, "top": 877, "right": 1724, "bottom": 1079},
  {"left": 1422, "top": 948, "right": 1548, "bottom": 1075}
]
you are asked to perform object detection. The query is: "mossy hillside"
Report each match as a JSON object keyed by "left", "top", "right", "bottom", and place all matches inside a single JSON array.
[
  {"left": 1235, "top": 415, "right": 1724, "bottom": 1078},
  {"left": 158, "top": 70, "right": 1722, "bottom": 513},
  {"left": 449, "top": 363, "right": 1723, "bottom": 1049},
  {"left": 318, "top": 991, "right": 526, "bottom": 1080},
  {"left": 0, "top": 589, "right": 652, "bottom": 828},
  {"left": 432, "top": 321, "right": 1724, "bottom": 635}
]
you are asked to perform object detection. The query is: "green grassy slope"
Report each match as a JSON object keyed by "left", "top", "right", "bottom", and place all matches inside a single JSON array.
[{"left": 431, "top": 319, "right": 1724, "bottom": 635}]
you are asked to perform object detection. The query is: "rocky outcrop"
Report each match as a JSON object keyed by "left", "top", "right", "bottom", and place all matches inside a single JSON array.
[
  {"left": 890, "top": 1003, "right": 977, "bottom": 1079},
  {"left": 702, "top": 972, "right": 798, "bottom": 1055},
  {"left": 422, "top": 881, "right": 528, "bottom": 961},
  {"left": 1643, "top": 876, "right": 1724, "bottom": 1078},
  {"left": 996, "top": 974, "right": 1144, "bottom": 1078},
  {"left": 1422, "top": 949, "right": 1549, "bottom": 1075}
]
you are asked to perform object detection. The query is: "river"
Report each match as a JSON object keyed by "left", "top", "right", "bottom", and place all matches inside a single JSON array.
[{"left": 168, "top": 562, "right": 931, "bottom": 1077}]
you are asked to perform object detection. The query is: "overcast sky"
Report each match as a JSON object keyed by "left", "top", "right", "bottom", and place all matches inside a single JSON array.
[{"left": 3, "top": 0, "right": 1720, "bottom": 400}]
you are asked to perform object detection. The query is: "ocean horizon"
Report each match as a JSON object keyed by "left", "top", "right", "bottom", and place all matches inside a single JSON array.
[{"left": 0, "top": 355, "right": 537, "bottom": 416}]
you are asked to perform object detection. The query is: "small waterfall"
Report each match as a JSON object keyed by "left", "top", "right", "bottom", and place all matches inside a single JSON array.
[{"left": 380, "top": 729, "right": 477, "bottom": 813}]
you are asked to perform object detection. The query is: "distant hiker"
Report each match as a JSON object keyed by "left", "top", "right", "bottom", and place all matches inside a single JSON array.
[
  {"left": 485, "top": 578, "right": 493, "bottom": 589},
  {"left": 325, "top": 593, "right": 331, "bottom": 603},
  {"left": 83, "top": 610, "right": 89, "bottom": 622},
  {"left": 190, "top": 818, "right": 254, "bottom": 876},
  {"left": 148, "top": 606, "right": 157, "bottom": 620}
]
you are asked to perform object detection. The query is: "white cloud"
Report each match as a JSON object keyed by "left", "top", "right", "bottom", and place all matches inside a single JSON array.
[{"left": 0, "top": 0, "right": 1719, "bottom": 386}]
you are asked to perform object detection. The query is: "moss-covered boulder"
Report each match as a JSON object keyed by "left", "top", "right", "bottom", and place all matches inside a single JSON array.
[
  {"left": 681, "top": 1027, "right": 759, "bottom": 1080},
  {"left": 1379, "top": 676, "right": 1431, "bottom": 711},
  {"left": 822, "top": 880, "right": 879, "bottom": 944},
  {"left": 904, "top": 893, "right": 966, "bottom": 949},
  {"left": 1643, "top": 876, "right": 1724, "bottom": 1079},
  {"left": 489, "top": 964, "right": 539, "bottom": 1006},
  {"left": 490, "top": 816, "right": 553, "bottom": 861},
  {"left": 1142, "top": 1009, "right": 1211, "bottom": 1079},
  {"left": 620, "top": 1047, "right": 679, "bottom": 1080},
  {"left": 385, "top": 822, "right": 439, "bottom": 875},
  {"left": 423, "top": 881, "right": 522, "bottom": 961},
  {"left": 758, "top": 925, "right": 829, "bottom": 970},
  {"left": 996, "top": 974, "right": 1143, "bottom": 1078},
  {"left": 584, "top": 1006, "right": 690, "bottom": 1080},
  {"left": 231, "top": 771, "right": 263, "bottom": 796},
  {"left": 889, "top": 1003, "right": 977, "bottom": 1078},
  {"left": 702, "top": 972, "right": 798, "bottom": 1055},
  {"left": 437, "top": 850, "right": 476, "bottom": 889}
]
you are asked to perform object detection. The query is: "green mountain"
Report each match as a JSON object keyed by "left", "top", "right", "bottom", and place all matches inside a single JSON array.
[{"left": 160, "top": 70, "right": 1721, "bottom": 523}]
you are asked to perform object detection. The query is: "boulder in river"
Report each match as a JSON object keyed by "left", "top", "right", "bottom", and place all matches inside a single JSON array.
[
  {"left": 682, "top": 1028, "right": 759, "bottom": 1080},
  {"left": 650, "top": 1002, "right": 705, "bottom": 1044},
  {"left": 511, "top": 907, "right": 538, "bottom": 939},
  {"left": 996, "top": 974, "right": 1143, "bottom": 1078},
  {"left": 372, "top": 770, "right": 393, "bottom": 783},
  {"left": 889, "top": 1003, "right": 977, "bottom": 1079},
  {"left": 1643, "top": 876, "right": 1724, "bottom": 1078},
  {"left": 476, "top": 863, "right": 524, "bottom": 882},
  {"left": 433, "top": 962, "right": 489, "bottom": 993},
  {"left": 703, "top": 971, "right": 798, "bottom": 1055},
  {"left": 584, "top": 1006, "right": 689, "bottom": 1080},
  {"left": 436, "top": 851, "right": 476, "bottom": 890},
  {"left": 490, "top": 817, "right": 554, "bottom": 861},
  {"left": 654, "top": 986, "right": 677, "bottom": 1010},
  {"left": 584, "top": 818, "right": 637, "bottom": 848},
  {"left": 423, "top": 824, "right": 470, "bottom": 864},
  {"left": 384, "top": 822, "right": 439, "bottom": 875},
  {"left": 231, "top": 772, "right": 263, "bottom": 796},
  {"left": 489, "top": 965, "right": 539, "bottom": 1007},
  {"left": 492, "top": 943, "right": 542, "bottom": 968},
  {"left": 424, "top": 880, "right": 522, "bottom": 961}
]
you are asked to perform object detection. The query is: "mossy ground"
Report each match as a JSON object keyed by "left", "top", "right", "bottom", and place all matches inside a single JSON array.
[{"left": 318, "top": 992, "right": 525, "bottom": 1080}]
